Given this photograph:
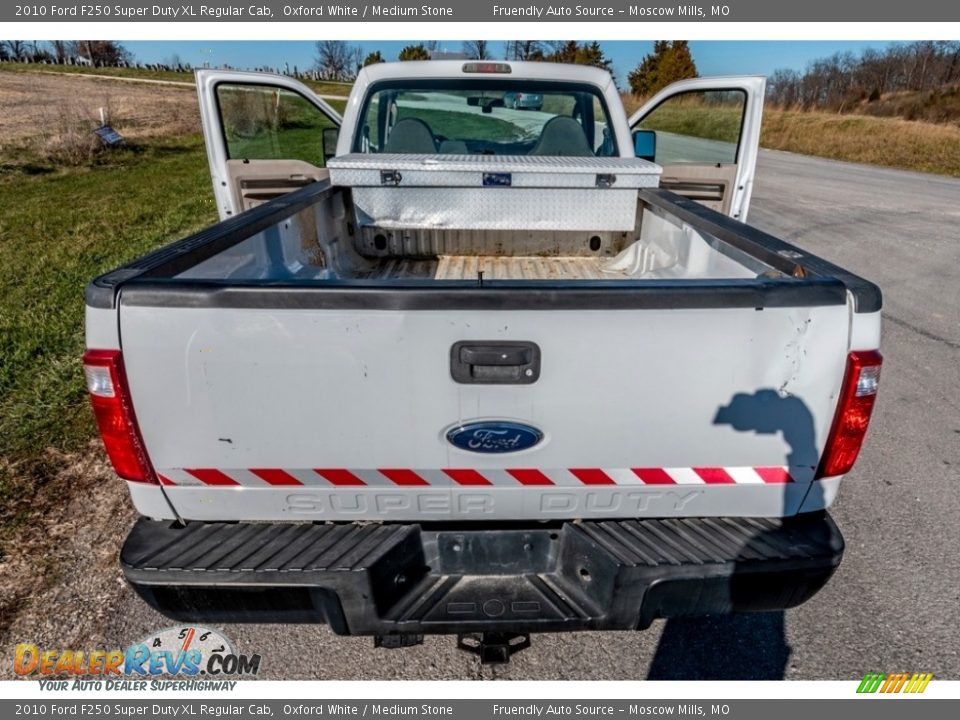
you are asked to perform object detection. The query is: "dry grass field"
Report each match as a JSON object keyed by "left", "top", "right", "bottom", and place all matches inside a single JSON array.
[
  {"left": 0, "top": 71, "right": 201, "bottom": 167},
  {"left": 622, "top": 92, "right": 960, "bottom": 176},
  {"left": 759, "top": 110, "right": 960, "bottom": 176}
]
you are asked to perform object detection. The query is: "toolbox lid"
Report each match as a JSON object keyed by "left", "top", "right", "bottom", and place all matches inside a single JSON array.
[{"left": 328, "top": 153, "right": 662, "bottom": 189}]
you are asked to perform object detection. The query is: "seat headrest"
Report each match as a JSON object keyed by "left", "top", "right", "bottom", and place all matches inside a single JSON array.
[
  {"left": 383, "top": 118, "right": 437, "bottom": 154},
  {"left": 529, "top": 116, "right": 593, "bottom": 157}
]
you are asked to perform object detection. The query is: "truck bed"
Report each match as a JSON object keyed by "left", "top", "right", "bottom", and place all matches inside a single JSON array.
[
  {"left": 164, "top": 183, "right": 779, "bottom": 285},
  {"left": 87, "top": 181, "right": 881, "bottom": 306}
]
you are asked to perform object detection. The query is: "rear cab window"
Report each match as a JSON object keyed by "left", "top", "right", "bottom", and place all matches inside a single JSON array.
[{"left": 353, "top": 79, "right": 618, "bottom": 157}]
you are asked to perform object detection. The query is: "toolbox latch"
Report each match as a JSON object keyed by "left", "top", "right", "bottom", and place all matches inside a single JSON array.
[
  {"left": 595, "top": 173, "right": 617, "bottom": 188},
  {"left": 380, "top": 170, "right": 403, "bottom": 186}
]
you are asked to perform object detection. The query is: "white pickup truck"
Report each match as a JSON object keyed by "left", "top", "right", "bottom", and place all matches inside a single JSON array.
[{"left": 85, "top": 61, "right": 882, "bottom": 662}]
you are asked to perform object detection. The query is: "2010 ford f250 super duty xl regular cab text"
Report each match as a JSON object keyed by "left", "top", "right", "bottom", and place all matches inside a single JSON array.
[{"left": 84, "top": 61, "right": 882, "bottom": 662}]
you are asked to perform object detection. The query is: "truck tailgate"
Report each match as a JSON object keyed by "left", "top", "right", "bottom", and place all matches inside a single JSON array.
[{"left": 118, "top": 296, "right": 850, "bottom": 521}]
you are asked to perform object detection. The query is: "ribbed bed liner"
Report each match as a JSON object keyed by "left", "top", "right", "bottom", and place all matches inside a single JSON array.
[{"left": 359, "top": 255, "right": 627, "bottom": 280}]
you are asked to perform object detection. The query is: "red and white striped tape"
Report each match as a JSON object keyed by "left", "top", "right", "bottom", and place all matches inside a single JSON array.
[{"left": 157, "top": 466, "right": 795, "bottom": 487}]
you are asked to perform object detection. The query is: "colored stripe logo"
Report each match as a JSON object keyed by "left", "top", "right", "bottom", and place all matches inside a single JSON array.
[{"left": 857, "top": 672, "right": 932, "bottom": 694}]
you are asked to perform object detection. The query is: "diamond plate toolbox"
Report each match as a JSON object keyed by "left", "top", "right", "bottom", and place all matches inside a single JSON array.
[{"left": 327, "top": 154, "right": 663, "bottom": 232}]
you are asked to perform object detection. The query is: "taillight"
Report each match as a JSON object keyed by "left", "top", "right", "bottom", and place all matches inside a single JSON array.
[
  {"left": 83, "top": 349, "right": 157, "bottom": 484},
  {"left": 462, "top": 62, "right": 512, "bottom": 74},
  {"left": 816, "top": 350, "right": 883, "bottom": 479}
]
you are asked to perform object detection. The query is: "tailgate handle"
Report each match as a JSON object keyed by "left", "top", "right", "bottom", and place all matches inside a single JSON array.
[
  {"left": 451, "top": 341, "right": 541, "bottom": 385},
  {"left": 461, "top": 346, "right": 530, "bottom": 366}
]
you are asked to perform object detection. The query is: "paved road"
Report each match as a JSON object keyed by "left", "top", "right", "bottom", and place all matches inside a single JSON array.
[
  {"left": 105, "top": 149, "right": 960, "bottom": 680},
  {"left": 654, "top": 131, "right": 738, "bottom": 164}
]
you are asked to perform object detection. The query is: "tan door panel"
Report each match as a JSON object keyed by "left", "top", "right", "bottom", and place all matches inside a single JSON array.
[
  {"left": 628, "top": 77, "right": 765, "bottom": 220},
  {"left": 658, "top": 164, "right": 738, "bottom": 215},
  {"left": 226, "top": 159, "right": 330, "bottom": 213}
]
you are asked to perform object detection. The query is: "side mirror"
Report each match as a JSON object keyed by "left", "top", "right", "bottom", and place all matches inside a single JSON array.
[
  {"left": 482, "top": 98, "right": 505, "bottom": 114},
  {"left": 323, "top": 127, "right": 340, "bottom": 162},
  {"left": 467, "top": 96, "right": 481, "bottom": 107},
  {"left": 632, "top": 129, "right": 656, "bottom": 162}
]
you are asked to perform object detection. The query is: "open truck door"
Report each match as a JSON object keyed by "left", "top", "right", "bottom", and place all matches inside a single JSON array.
[
  {"left": 629, "top": 76, "right": 765, "bottom": 221},
  {"left": 196, "top": 69, "right": 342, "bottom": 219}
]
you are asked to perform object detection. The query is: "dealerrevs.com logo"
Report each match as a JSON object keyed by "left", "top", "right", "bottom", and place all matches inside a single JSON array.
[
  {"left": 15, "top": 626, "right": 261, "bottom": 690},
  {"left": 857, "top": 672, "right": 933, "bottom": 694}
]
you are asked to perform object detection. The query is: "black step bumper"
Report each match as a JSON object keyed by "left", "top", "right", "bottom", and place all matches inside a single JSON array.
[{"left": 121, "top": 513, "right": 843, "bottom": 635}]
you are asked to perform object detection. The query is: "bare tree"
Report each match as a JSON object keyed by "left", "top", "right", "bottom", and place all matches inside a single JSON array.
[
  {"left": 25, "top": 41, "right": 48, "bottom": 61},
  {"left": 505, "top": 41, "right": 544, "bottom": 61},
  {"left": 937, "top": 40, "right": 960, "bottom": 85},
  {"left": 69, "top": 40, "right": 130, "bottom": 66},
  {"left": 349, "top": 45, "right": 364, "bottom": 77},
  {"left": 462, "top": 41, "right": 490, "bottom": 60},
  {"left": 767, "top": 68, "right": 801, "bottom": 107},
  {"left": 314, "top": 40, "right": 362, "bottom": 81},
  {"left": 767, "top": 41, "right": 960, "bottom": 115},
  {"left": 2, "top": 40, "right": 28, "bottom": 61},
  {"left": 49, "top": 40, "right": 72, "bottom": 63}
]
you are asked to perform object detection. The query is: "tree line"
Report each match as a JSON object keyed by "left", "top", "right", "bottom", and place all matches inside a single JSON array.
[
  {"left": 313, "top": 39, "right": 697, "bottom": 94},
  {"left": 315, "top": 40, "right": 618, "bottom": 81},
  {"left": 2, "top": 39, "right": 699, "bottom": 99},
  {"left": 1, "top": 40, "right": 131, "bottom": 66},
  {"left": 767, "top": 41, "right": 960, "bottom": 111}
]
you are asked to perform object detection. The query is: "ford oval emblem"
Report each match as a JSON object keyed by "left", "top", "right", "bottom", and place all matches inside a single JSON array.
[{"left": 446, "top": 421, "right": 543, "bottom": 454}]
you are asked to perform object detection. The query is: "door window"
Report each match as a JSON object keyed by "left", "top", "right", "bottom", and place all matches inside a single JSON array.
[
  {"left": 215, "top": 84, "right": 337, "bottom": 166},
  {"left": 634, "top": 89, "right": 746, "bottom": 165}
]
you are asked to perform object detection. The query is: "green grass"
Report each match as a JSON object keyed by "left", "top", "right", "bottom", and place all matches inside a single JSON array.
[
  {"left": 634, "top": 101, "right": 744, "bottom": 145},
  {"left": 0, "top": 62, "right": 352, "bottom": 97},
  {"left": 396, "top": 107, "right": 529, "bottom": 142},
  {"left": 302, "top": 80, "right": 353, "bottom": 98},
  {"left": 0, "top": 61, "right": 195, "bottom": 84},
  {"left": 0, "top": 135, "right": 217, "bottom": 504}
]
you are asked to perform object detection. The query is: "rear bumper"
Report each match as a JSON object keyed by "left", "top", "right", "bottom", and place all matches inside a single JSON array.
[{"left": 121, "top": 513, "right": 843, "bottom": 635}]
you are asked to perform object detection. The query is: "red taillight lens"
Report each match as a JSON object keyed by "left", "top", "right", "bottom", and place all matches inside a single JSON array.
[
  {"left": 816, "top": 350, "right": 883, "bottom": 479},
  {"left": 462, "top": 62, "right": 512, "bottom": 74},
  {"left": 83, "top": 349, "right": 157, "bottom": 484}
]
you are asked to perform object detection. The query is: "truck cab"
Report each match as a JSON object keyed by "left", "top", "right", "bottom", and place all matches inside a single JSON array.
[{"left": 197, "top": 62, "right": 762, "bottom": 221}]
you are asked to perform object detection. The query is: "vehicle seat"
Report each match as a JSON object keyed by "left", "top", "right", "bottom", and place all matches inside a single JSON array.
[
  {"left": 383, "top": 118, "right": 437, "bottom": 154},
  {"left": 438, "top": 140, "right": 469, "bottom": 154},
  {"left": 528, "top": 116, "right": 593, "bottom": 157}
]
